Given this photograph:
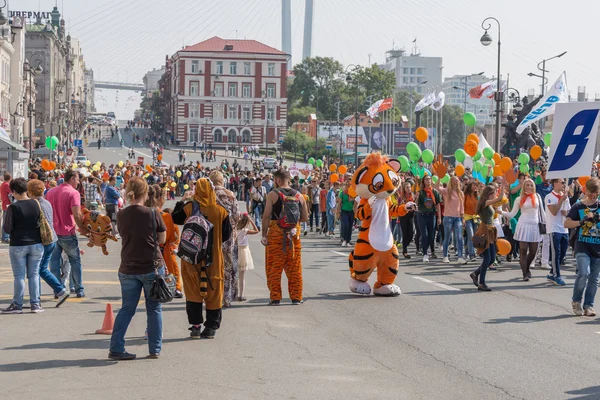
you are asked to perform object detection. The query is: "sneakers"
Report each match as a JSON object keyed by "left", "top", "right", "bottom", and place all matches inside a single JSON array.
[
  {"left": 416, "top": 251, "right": 423, "bottom": 256},
  {"left": 56, "top": 289, "right": 70, "bottom": 307},
  {"left": 540, "top": 263, "right": 551, "bottom": 270},
  {"left": 303, "top": 230, "right": 307, "bottom": 236},
  {"left": 457, "top": 257, "right": 467, "bottom": 265},
  {"left": 201, "top": 328, "right": 216, "bottom": 339},
  {"left": 76, "top": 292, "right": 85, "bottom": 298},
  {"left": 108, "top": 351, "right": 136, "bottom": 360},
  {"left": 291, "top": 300, "right": 304, "bottom": 305},
  {"left": 174, "top": 290, "right": 183, "bottom": 299},
  {"left": 189, "top": 326, "right": 201, "bottom": 339},
  {"left": 30, "top": 303, "right": 44, "bottom": 313},
  {"left": 342, "top": 241, "right": 347, "bottom": 247},
  {"left": 546, "top": 274, "right": 556, "bottom": 284},
  {"left": 443, "top": 257, "right": 450, "bottom": 263},
  {"left": 584, "top": 307, "right": 596, "bottom": 317},
  {"left": 478, "top": 284, "right": 492, "bottom": 292},
  {"left": 555, "top": 276, "right": 566, "bottom": 286},
  {"left": 423, "top": 255, "right": 429, "bottom": 263},
  {"left": 469, "top": 272, "right": 479, "bottom": 287},
  {"left": 148, "top": 353, "right": 160, "bottom": 359},
  {"left": 572, "top": 301, "right": 584, "bottom": 316},
  {"left": 430, "top": 253, "right": 438, "bottom": 259},
  {"left": 1, "top": 303, "right": 23, "bottom": 314},
  {"left": 269, "top": 299, "right": 281, "bottom": 306}
]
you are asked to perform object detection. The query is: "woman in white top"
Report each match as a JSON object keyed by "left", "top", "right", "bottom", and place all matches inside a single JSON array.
[{"left": 502, "top": 178, "right": 546, "bottom": 281}]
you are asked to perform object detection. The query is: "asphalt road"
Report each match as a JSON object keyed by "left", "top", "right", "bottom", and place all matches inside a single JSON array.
[{"left": 0, "top": 126, "right": 599, "bottom": 399}]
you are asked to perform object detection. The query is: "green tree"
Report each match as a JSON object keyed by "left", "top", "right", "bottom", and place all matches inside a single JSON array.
[
  {"left": 286, "top": 105, "right": 316, "bottom": 127},
  {"left": 439, "top": 104, "right": 466, "bottom": 155}
]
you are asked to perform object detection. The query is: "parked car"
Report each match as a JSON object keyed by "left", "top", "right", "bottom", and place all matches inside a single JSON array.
[
  {"left": 262, "top": 157, "right": 276, "bottom": 170},
  {"left": 75, "top": 155, "right": 88, "bottom": 164}
]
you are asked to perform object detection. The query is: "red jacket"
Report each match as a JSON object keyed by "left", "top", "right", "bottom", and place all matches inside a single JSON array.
[{"left": 0, "top": 181, "right": 10, "bottom": 211}]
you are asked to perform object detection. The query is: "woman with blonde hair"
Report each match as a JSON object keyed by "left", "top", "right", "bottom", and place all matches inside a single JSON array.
[
  {"left": 502, "top": 177, "right": 546, "bottom": 281},
  {"left": 437, "top": 176, "right": 466, "bottom": 264}
]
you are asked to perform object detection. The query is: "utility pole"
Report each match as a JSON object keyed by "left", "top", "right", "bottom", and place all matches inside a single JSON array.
[{"left": 335, "top": 100, "right": 342, "bottom": 159}]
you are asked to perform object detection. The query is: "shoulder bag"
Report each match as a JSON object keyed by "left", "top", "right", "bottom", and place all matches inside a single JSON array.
[
  {"left": 536, "top": 194, "right": 547, "bottom": 235},
  {"left": 148, "top": 208, "right": 175, "bottom": 303},
  {"left": 36, "top": 200, "right": 54, "bottom": 246}
]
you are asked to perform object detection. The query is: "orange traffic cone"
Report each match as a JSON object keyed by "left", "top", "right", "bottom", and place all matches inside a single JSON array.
[{"left": 95, "top": 303, "right": 115, "bottom": 335}]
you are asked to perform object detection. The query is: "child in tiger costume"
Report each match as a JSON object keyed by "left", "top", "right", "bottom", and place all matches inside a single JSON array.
[
  {"left": 348, "top": 153, "right": 415, "bottom": 296},
  {"left": 81, "top": 206, "right": 118, "bottom": 255}
]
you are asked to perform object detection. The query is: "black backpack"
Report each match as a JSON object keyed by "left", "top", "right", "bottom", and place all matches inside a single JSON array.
[
  {"left": 274, "top": 189, "right": 301, "bottom": 232},
  {"left": 177, "top": 201, "right": 214, "bottom": 265}
]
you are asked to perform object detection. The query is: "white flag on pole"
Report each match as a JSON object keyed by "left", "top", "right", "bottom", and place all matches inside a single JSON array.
[
  {"left": 431, "top": 92, "right": 445, "bottom": 111},
  {"left": 415, "top": 91, "right": 436, "bottom": 112},
  {"left": 516, "top": 72, "right": 569, "bottom": 133}
]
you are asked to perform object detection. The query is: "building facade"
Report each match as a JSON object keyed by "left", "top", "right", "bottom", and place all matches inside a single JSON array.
[
  {"left": 380, "top": 48, "right": 443, "bottom": 95},
  {"left": 83, "top": 68, "right": 95, "bottom": 114},
  {"left": 7, "top": 16, "right": 27, "bottom": 145},
  {"left": 442, "top": 74, "right": 495, "bottom": 126},
  {"left": 164, "top": 36, "right": 289, "bottom": 146},
  {"left": 143, "top": 66, "right": 165, "bottom": 94}
]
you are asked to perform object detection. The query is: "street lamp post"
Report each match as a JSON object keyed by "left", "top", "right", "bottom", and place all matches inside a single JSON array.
[
  {"left": 23, "top": 59, "right": 43, "bottom": 160},
  {"left": 504, "top": 88, "right": 523, "bottom": 114},
  {"left": 261, "top": 90, "right": 272, "bottom": 157},
  {"left": 345, "top": 64, "right": 361, "bottom": 167},
  {"left": 453, "top": 72, "right": 484, "bottom": 141},
  {"left": 408, "top": 81, "right": 427, "bottom": 141},
  {"left": 538, "top": 51, "right": 567, "bottom": 96},
  {"left": 480, "top": 17, "right": 502, "bottom": 150}
]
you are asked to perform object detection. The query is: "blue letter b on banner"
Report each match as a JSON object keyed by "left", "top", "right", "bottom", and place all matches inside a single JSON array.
[{"left": 549, "top": 109, "right": 599, "bottom": 172}]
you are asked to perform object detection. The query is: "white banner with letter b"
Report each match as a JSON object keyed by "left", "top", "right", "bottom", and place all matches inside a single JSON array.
[{"left": 546, "top": 102, "right": 600, "bottom": 179}]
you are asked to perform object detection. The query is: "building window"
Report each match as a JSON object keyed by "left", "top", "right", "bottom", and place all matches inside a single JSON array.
[
  {"left": 214, "top": 82, "right": 223, "bottom": 97},
  {"left": 190, "top": 81, "right": 199, "bottom": 96},
  {"left": 244, "top": 62, "right": 251, "bottom": 75},
  {"left": 410, "top": 77, "right": 415, "bottom": 84},
  {"left": 215, "top": 61, "right": 223, "bottom": 74},
  {"left": 228, "top": 105, "right": 238, "bottom": 119},
  {"left": 417, "top": 77, "right": 423, "bottom": 83},
  {"left": 227, "top": 128, "right": 237, "bottom": 143},
  {"left": 402, "top": 77, "right": 408, "bottom": 84},
  {"left": 228, "top": 83, "right": 237, "bottom": 97},
  {"left": 191, "top": 60, "right": 200, "bottom": 74},
  {"left": 410, "top": 68, "right": 415, "bottom": 75},
  {"left": 267, "top": 106, "right": 275, "bottom": 120},
  {"left": 189, "top": 103, "right": 199, "bottom": 118},
  {"left": 242, "top": 128, "right": 252, "bottom": 143},
  {"left": 403, "top": 67, "right": 408, "bottom": 74},
  {"left": 242, "top": 106, "right": 251, "bottom": 120},
  {"left": 213, "top": 104, "right": 224, "bottom": 119},
  {"left": 213, "top": 128, "right": 223, "bottom": 143},
  {"left": 417, "top": 67, "right": 423, "bottom": 75},
  {"left": 242, "top": 83, "right": 251, "bottom": 98},
  {"left": 230, "top": 62, "right": 237, "bottom": 75},
  {"left": 268, "top": 63, "right": 275, "bottom": 76},
  {"left": 266, "top": 84, "right": 276, "bottom": 98},
  {"left": 189, "top": 128, "right": 199, "bottom": 142}
]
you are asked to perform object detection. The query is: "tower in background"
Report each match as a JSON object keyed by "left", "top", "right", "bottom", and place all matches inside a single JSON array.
[
  {"left": 302, "top": 0, "right": 314, "bottom": 61},
  {"left": 281, "top": 0, "right": 315, "bottom": 69}
]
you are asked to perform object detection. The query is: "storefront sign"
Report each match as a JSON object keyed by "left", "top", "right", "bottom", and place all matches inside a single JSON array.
[{"left": 9, "top": 11, "right": 52, "bottom": 20}]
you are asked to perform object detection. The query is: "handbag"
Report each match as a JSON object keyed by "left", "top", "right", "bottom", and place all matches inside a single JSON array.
[
  {"left": 148, "top": 209, "right": 175, "bottom": 303},
  {"left": 472, "top": 235, "right": 487, "bottom": 249},
  {"left": 536, "top": 194, "right": 547, "bottom": 235},
  {"left": 36, "top": 200, "right": 54, "bottom": 246}
]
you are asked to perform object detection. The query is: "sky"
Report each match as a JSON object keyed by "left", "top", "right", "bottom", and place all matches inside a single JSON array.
[{"left": 14, "top": 0, "right": 600, "bottom": 119}]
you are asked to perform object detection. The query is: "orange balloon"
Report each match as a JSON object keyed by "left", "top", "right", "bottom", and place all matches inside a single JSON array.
[
  {"left": 530, "top": 145, "right": 542, "bottom": 160},
  {"left": 493, "top": 166, "right": 503, "bottom": 177},
  {"left": 578, "top": 176, "right": 590, "bottom": 188},
  {"left": 157, "top": 154, "right": 163, "bottom": 161},
  {"left": 145, "top": 164, "right": 153, "bottom": 173},
  {"left": 493, "top": 153, "right": 501, "bottom": 165},
  {"left": 41, "top": 159, "right": 50, "bottom": 170},
  {"left": 329, "top": 164, "right": 337, "bottom": 173},
  {"left": 338, "top": 165, "right": 348, "bottom": 175},
  {"left": 496, "top": 238, "right": 512, "bottom": 256},
  {"left": 330, "top": 173, "right": 339, "bottom": 183},
  {"left": 415, "top": 127, "right": 428, "bottom": 143},
  {"left": 348, "top": 185, "right": 357, "bottom": 198},
  {"left": 48, "top": 161, "right": 56, "bottom": 171},
  {"left": 499, "top": 157, "right": 512, "bottom": 172},
  {"left": 467, "top": 133, "right": 479, "bottom": 144},
  {"left": 455, "top": 164, "right": 465, "bottom": 177},
  {"left": 464, "top": 140, "right": 478, "bottom": 157}
]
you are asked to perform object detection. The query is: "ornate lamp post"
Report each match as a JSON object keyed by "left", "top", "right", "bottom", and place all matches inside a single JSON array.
[{"left": 480, "top": 17, "right": 502, "bottom": 150}]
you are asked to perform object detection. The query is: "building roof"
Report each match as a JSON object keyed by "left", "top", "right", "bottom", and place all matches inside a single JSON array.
[{"left": 181, "top": 36, "right": 286, "bottom": 56}]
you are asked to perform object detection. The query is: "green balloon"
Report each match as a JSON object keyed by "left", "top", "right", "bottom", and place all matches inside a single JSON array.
[
  {"left": 518, "top": 153, "right": 530, "bottom": 165},
  {"left": 409, "top": 152, "right": 421, "bottom": 162},
  {"left": 406, "top": 142, "right": 421, "bottom": 157},
  {"left": 45, "top": 136, "right": 52, "bottom": 148},
  {"left": 520, "top": 164, "right": 530, "bottom": 174},
  {"left": 544, "top": 132, "right": 552, "bottom": 147},
  {"left": 432, "top": 176, "right": 439, "bottom": 184},
  {"left": 397, "top": 155, "right": 410, "bottom": 172},
  {"left": 308, "top": 157, "right": 315, "bottom": 165},
  {"left": 454, "top": 149, "right": 466, "bottom": 163},
  {"left": 472, "top": 150, "right": 482, "bottom": 161},
  {"left": 483, "top": 147, "right": 494, "bottom": 160},
  {"left": 473, "top": 160, "right": 483, "bottom": 172},
  {"left": 316, "top": 160, "right": 323, "bottom": 168},
  {"left": 463, "top": 112, "right": 477, "bottom": 127},
  {"left": 484, "top": 159, "right": 495, "bottom": 167},
  {"left": 51, "top": 136, "right": 59, "bottom": 146},
  {"left": 422, "top": 149, "right": 435, "bottom": 164},
  {"left": 441, "top": 173, "right": 450, "bottom": 184}
]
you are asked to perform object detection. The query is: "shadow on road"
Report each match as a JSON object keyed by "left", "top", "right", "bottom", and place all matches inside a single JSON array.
[
  {"left": 565, "top": 385, "right": 600, "bottom": 399},
  {"left": 3, "top": 336, "right": 191, "bottom": 351},
  {"left": 0, "top": 358, "right": 117, "bottom": 371},
  {"left": 483, "top": 314, "right": 573, "bottom": 324}
]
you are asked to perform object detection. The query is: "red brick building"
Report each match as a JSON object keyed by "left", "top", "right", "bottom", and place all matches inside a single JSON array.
[{"left": 165, "top": 36, "right": 289, "bottom": 147}]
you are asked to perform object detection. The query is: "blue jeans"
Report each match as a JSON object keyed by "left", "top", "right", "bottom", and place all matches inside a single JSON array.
[
  {"left": 39, "top": 242, "right": 65, "bottom": 298},
  {"left": 9, "top": 244, "right": 44, "bottom": 307},
  {"left": 110, "top": 267, "right": 164, "bottom": 355},
  {"left": 550, "top": 233, "right": 568, "bottom": 278},
  {"left": 572, "top": 253, "right": 600, "bottom": 308},
  {"left": 310, "top": 204, "right": 320, "bottom": 228},
  {"left": 327, "top": 210, "right": 335, "bottom": 234},
  {"left": 443, "top": 216, "right": 463, "bottom": 258},
  {"left": 253, "top": 202, "right": 263, "bottom": 229},
  {"left": 50, "top": 235, "right": 84, "bottom": 295},
  {"left": 340, "top": 210, "right": 354, "bottom": 243},
  {"left": 465, "top": 220, "right": 479, "bottom": 258},
  {"left": 475, "top": 243, "right": 496, "bottom": 286},
  {"left": 417, "top": 213, "right": 436, "bottom": 256},
  {"left": 390, "top": 219, "right": 402, "bottom": 243}
]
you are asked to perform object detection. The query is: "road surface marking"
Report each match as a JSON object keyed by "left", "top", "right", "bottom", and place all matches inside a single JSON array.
[
  {"left": 412, "top": 276, "right": 461, "bottom": 291},
  {"left": 330, "top": 250, "right": 349, "bottom": 257}
]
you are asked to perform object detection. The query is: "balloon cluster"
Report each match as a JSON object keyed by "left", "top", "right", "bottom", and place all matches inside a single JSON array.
[
  {"left": 45, "top": 136, "right": 59, "bottom": 150},
  {"left": 327, "top": 164, "right": 348, "bottom": 183},
  {"left": 308, "top": 158, "right": 324, "bottom": 168}
]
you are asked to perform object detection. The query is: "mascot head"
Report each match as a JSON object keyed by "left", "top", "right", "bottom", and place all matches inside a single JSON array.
[{"left": 350, "top": 153, "right": 401, "bottom": 200}]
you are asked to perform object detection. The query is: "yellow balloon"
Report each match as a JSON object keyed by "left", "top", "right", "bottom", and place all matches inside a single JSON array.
[
  {"left": 85, "top": 160, "right": 91, "bottom": 166},
  {"left": 176, "top": 171, "right": 182, "bottom": 178},
  {"left": 170, "top": 182, "right": 176, "bottom": 188},
  {"left": 183, "top": 184, "right": 189, "bottom": 190},
  {"left": 144, "top": 173, "right": 149, "bottom": 178},
  {"left": 72, "top": 163, "right": 78, "bottom": 169},
  {"left": 92, "top": 165, "right": 100, "bottom": 172},
  {"left": 118, "top": 161, "right": 124, "bottom": 168}
]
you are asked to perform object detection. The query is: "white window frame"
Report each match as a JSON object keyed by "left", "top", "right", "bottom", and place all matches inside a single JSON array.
[
  {"left": 244, "top": 62, "right": 251, "bottom": 75},
  {"left": 214, "top": 82, "right": 223, "bottom": 97},
  {"left": 213, "top": 128, "right": 223, "bottom": 143},
  {"left": 191, "top": 60, "right": 200, "bottom": 74},
  {"left": 189, "top": 103, "right": 199, "bottom": 118},
  {"left": 228, "top": 83, "right": 237, "bottom": 97},
  {"left": 230, "top": 62, "right": 237, "bottom": 75},
  {"left": 268, "top": 63, "right": 275, "bottom": 76},
  {"left": 242, "top": 83, "right": 251, "bottom": 98},
  {"left": 228, "top": 105, "right": 238, "bottom": 119},
  {"left": 215, "top": 61, "right": 223, "bottom": 74},
  {"left": 213, "top": 104, "right": 224, "bottom": 119},
  {"left": 266, "top": 84, "right": 276, "bottom": 98},
  {"left": 242, "top": 106, "right": 251, "bottom": 120},
  {"left": 267, "top": 106, "right": 275, "bottom": 121},
  {"left": 190, "top": 81, "right": 199, "bottom": 96},
  {"left": 189, "top": 128, "right": 199, "bottom": 142},
  {"left": 242, "top": 128, "right": 252, "bottom": 143}
]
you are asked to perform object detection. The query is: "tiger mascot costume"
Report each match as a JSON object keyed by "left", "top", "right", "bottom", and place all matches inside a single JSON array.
[
  {"left": 348, "top": 153, "right": 415, "bottom": 296},
  {"left": 81, "top": 208, "right": 118, "bottom": 255}
]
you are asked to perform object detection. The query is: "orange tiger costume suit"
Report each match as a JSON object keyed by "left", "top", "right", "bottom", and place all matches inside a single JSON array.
[
  {"left": 81, "top": 208, "right": 118, "bottom": 255},
  {"left": 348, "top": 153, "right": 413, "bottom": 296}
]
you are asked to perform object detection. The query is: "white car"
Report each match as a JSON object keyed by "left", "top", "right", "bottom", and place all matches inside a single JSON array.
[
  {"left": 75, "top": 156, "right": 88, "bottom": 164},
  {"left": 262, "top": 157, "right": 276, "bottom": 170}
]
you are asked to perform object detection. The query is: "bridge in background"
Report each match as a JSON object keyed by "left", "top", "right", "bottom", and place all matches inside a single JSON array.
[{"left": 94, "top": 81, "right": 145, "bottom": 91}]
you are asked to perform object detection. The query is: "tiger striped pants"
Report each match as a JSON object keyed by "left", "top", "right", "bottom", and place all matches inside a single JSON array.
[{"left": 265, "top": 221, "right": 303, "bottom": 301}]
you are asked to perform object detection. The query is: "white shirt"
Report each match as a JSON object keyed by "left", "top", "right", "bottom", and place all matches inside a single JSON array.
[
  {"left": 503, "top": 194, "right": 545, "bottom": 225},
  {"left": 237, "top": 228, "right": 249, "bottom": 246},
  {"left": 545, "top": 191, "right": 570, "bottom": 234}
]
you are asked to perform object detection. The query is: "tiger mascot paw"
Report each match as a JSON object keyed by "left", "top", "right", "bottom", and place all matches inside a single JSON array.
[
  {"left": 349, "top": 279, "right": 371, "bottom": 295},
  {"left": 373, "top": 284, "right": 402, "bottom": 297}
]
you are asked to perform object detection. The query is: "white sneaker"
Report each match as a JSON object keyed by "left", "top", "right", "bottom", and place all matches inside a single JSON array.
[
  {"left": 443, "top": 257, "right": 450, "bottom": 263},
  {"left": 458, "top": 257, "right": 467, "bottom": 264},
  {"left": 342, "top": 241, "right": 347, "bottom": 247},
  {"left": 541, "top": 263, "right": 551, "bottom": 270},
  {"left": 423, "top": 255, "right": 429, "bottom": 262}
]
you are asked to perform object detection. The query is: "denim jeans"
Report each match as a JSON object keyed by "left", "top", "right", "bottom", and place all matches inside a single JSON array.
[
  {"left": 50, "top": 235, "right": 84, "bottom": 295},
  {"left": 309, "top": 204, "right": 320, "bottom": 228},
  {"left": 417, "top": 213, "right": 436, "bottom": 256},
  {"left": 465, "top": 220, "right": 479, "bottom": 258},
  {"left": 39, "top": 242, "right": 65, "bottom": 298},
  {"left": 390, "top": 219, "right": 402, "bottom": 243},
  {"left": 253, "top": 203, "right": 263, "bottom": 229},
  {"left": 110, "top": 267, "right": 164, "bottom": 355},
  {"left": 443, "top": 216, "right": 463, "bottom": 258},
  {"left": 340, "top": 210, "right": 354, "bottom": 243},
  {"left": 9, "top": 243, "right": 44, "bottom": 307},
  {"left": 327, "top": 210, "right": 335, "bottom": 234},
  {"left": 550, "top": 233, "right": 568, "bottom": 278},
  {"left": 475, "top": 243, "right": 496, "bottom": 285},
  {"left": 572, "top": 253, "right": 600, "bottom": 308}
]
